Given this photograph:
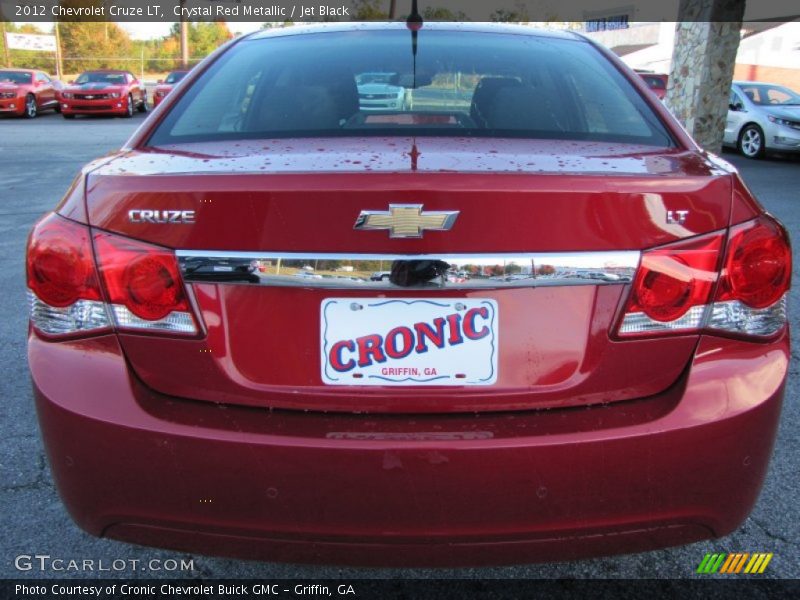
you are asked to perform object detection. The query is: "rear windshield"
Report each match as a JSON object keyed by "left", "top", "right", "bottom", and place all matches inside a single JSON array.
[{"left": 148, "top": 29, "right": 674, "bottom": 147}]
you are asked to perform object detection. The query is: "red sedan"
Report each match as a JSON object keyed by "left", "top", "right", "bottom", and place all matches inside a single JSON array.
[
  {"left": 0, "top": 69, "right": 60, "bottom": 117},
  {"left": 152, "top": 70, "right": 189, "bottom": 107},
  {"left": 27, "top": 23, "right": 790, "bottom": 567},
  {"left": 60, "top": 69, "right": 147, "bottom": 118}
]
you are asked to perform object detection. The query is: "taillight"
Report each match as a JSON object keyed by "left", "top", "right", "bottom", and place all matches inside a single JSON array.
[
  {"left": 27, "top": 213, "right": 199, "bottom": 338},
  {"left": 716, "top": 217, "right": 791, "bottom": 309},
  {"left": 617, "top": 216, "right": 790, "bottom": 339},
  {"left": 707, "top": 216, "right": 790, "bottom": 337},
  {"left": 26, "top": 214, "right": 110, "bottom": 336},
  {"left": 618, "top": 232, "right": 723, "bottom": 336},
  {"left": 94, "top": 232, "right": 198, "bottom": 334}
]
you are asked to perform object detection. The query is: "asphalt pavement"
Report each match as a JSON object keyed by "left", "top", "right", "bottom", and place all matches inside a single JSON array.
[{"left": 0, "top": 111, "right": 798, "bottom": 580}]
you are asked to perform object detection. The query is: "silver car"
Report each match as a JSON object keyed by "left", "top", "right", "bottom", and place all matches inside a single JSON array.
[
  {"left": 724, "top": 81, "right": 800, "bottom": 158},
  {"left": 356, "top": 72, "right": 406, "bottom": 111}
]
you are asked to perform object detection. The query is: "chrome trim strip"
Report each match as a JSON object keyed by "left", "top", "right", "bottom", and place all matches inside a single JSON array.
[{"left": 177, "top": 251, "right": 639, "bottom": 289}]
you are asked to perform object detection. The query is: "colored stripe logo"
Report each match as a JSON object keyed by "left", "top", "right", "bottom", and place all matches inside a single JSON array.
[{"left": 696, "top": 553, "right": 773, "bottom": 574}]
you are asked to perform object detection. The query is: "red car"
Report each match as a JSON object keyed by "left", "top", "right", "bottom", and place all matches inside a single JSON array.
[
  {"left": 27, "top": 23, "right": 790, "bottom": 567},
  {"left": 152, "top": 70, "right": 189, "bottom": 107},
  {"left": 0, "top": 69, "right": 60, "bottom": 118},
  {"left": 636, "top": 71, "right": 669, "bottom": 100},
  {"left": 60, "top": 69, "right": 147, "bottom": 119}
]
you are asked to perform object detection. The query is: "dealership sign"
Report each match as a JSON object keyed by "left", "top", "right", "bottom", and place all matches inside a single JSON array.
[{"left": 5, "top": 33, "right": 57, "bottom": 52}]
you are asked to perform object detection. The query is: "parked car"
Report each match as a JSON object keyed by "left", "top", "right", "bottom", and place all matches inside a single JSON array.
[
  {"left": 0, "top": 69, "right": 60, "bottom": 118},
  {"left": 635, "top": 70, "right": 668, "bottom": 100},
  {"left": 724, "top": 81, "right": 800, "bottom": 158},
  {"left": 51, "top": 78, "right": 65, "bottom": 110},
  {"left": 27, "top": 23, "right": 791, "bottom": 567},
  {"left": 356, "top": 71, "right": 406, "bottom": 110},
  {"left": 60, "top": 70, "right": 148, "bottom": 119},
  {"left": 152, "top": 70, "right": 189, "bottom": 107}
]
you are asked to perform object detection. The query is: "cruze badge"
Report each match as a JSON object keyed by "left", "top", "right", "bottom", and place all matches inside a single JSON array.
[
  {"left": 354, "top": 204, "right": 459, "bottom": 238},
  {"left": 128, "top": 209, "right": 196, "bottom": 224}
]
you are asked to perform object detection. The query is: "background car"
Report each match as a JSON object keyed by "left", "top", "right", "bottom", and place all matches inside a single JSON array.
[
  {"left": 51, "top": 78, "right": 65, "bottom": 112},
  {"left": 356, "top": 72, "right": 406, "bottom": 110},
  {"left": 60, "top": 70, "right": 148, "bottom": 119},
  {"left": 0, "top": 69, "right": 59, "bottom": 118},
  {"left": 724, "top": 81, "right": 800, "bottom": 158},
  {"left": 635, "top": 71, "right": 669, "bottom": 100},
  {"left": 152, "top": 70, "right": 189, "bottom": 107}
]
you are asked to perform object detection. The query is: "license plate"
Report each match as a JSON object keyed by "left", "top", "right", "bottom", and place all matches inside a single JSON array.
[{"left": 321, "top": 298, "right": 498, "bottom": 386}]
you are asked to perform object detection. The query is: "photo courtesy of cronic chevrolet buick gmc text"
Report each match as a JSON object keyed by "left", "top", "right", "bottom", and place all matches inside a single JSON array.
[{"left": 26, "top": 23, "right": 791, "bottom": 567}]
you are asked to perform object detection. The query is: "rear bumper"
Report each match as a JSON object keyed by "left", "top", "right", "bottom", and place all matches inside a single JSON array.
[{"left": 30, "top": 331, "right": 787, "bottom": 567}]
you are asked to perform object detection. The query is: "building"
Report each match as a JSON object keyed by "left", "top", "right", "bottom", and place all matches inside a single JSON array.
[{"left": 582, "top": 21, "right": 800, "bottom": 90}]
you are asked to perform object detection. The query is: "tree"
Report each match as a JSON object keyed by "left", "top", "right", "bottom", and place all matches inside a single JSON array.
[
  {"left": 162, "top": 22, "right": 232, "bottom": 64},
  {"left": 138, "top": 22, "right": 233, "bottom": 74},
  {"left": 536, "top": 264, "right": 556, "bottom": 276},
  {"left": 0, "top": 22, "right": 10, "bottom": 68},
  {"left": 422, "top": 7, "right": 468, "bottom": 20},
  {"left": 2, "top": 16, "right": 234, "bottom": 78},
  {"left": 490, "top": 2, "right": 530, "bottom": 22},
  {"left": 188, "top": 22, "right": 233, "bottom": 58},
  {"left": 59, "top": 22, "right": 133, "bottom": 73},
  {"left": 351, "top": 0, "right": 389, "bottom": 20}
]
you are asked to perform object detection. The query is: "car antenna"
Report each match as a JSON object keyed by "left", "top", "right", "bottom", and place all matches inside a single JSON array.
[{"left": 406, "top": 0, "right": 423, "bottom": 88}]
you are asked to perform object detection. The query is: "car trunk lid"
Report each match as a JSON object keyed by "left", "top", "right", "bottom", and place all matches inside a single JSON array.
[{"left": 82, "top": 138, "right": 732, "bottom": 413}]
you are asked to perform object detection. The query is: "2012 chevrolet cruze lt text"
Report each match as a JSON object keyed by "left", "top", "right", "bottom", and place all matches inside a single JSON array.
[{"left": 26, "top": 23, "right": 791, "bottom": 566}]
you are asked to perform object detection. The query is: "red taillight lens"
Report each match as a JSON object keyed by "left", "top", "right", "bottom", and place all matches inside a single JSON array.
[
  {"left": 94, "top": 232, "right": 192, "bottom": 322},
  {"left": 125, "top": 255, "right": 184, "bottom": 320},
  {"left": 618, "top": 216, "right": 790, "bottom": 339},
  {"left": 716, "top": 217, "right": 791, "bottom": 309},
  {"left": 634, "top": 257, "right": 696, "bottom": 322},
  {"left": 27, "top": 214, "right": 198, "bottom": 338},
  {"left": 619, "top": 232, "right": 723, "bottom": 332},
  {"left": 26, "top": 214, "right": 101, "bottom": 307}
]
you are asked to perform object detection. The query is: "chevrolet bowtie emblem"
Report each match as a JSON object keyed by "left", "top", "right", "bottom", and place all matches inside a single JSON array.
[{"left": 354, "top": 204, "right": 459, "bottom": 238}]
